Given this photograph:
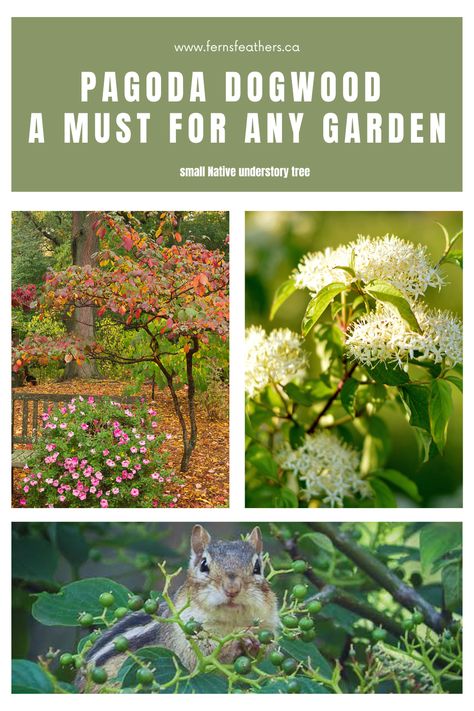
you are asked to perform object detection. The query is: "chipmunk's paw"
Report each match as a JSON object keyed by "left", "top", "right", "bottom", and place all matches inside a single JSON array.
[{"left": 239, "top": 636, "right": 261, "bottom": 658}]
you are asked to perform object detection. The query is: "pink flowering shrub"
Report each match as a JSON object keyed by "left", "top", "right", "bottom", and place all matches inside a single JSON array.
[{"left": 20, "top": 397, "right": 176, "bottom": 508}]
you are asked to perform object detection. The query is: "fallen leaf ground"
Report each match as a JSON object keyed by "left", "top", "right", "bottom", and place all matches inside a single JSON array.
[{"left": 12, "top": 380, "right": 229, "bottom": 508}]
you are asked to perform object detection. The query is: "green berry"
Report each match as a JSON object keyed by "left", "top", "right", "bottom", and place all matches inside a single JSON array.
[
  {"left": 301, "top": 629, "right": 317, "bottom": 643},
  {"left": 402, "top": 618, "right": 414, "bottom": 632},
  {"left": 115, "top": 607, "right": 128, "bottom": 620},
  {"left": 307, "top": 600, "right": 323, "bottom": 615},
  {"left": 144, "top": 598, "right": 159, "bottom": 614},
  {"left": 136, "top": 667, "right": 154, "bottom": 685},
  {"left": 292, "top": 584, "right": 307, "bottom": 601},
  {"left": 282, "top": 614, "right": 299, "bottom": 629},
  {"left": 79, "top": 612, "right": 94, "bottom": 628},
  {"left": 412, "top": 611, "right": 424, "bottom": 625},
  {"left": 99, "top": 592, "right": 115, "bottom": 608},
  {"left": 73, "top": 655, "right": 83, "bottom": 669},
  {"left": 258, "top": 629, "right": 274, "bottom": 645},
  {"left": 91, "top": 667, "right": 107, "bottom": 684},
  {"left": 291, "top": 560, "right": 307, "bottom": 574},
  {"left": 113, "top": 636, "right": 129, "bottom": 653},
  {"left": 270, "top": 651, "right": 285, "bottom": 667},
  {"left": 128, "top": 595, "right": 144, "bottom": 611},
  {"left": 59, "top": 653, "right": 74, "bottom": 667},
  {"left": 184, "top": 620, "right": 202, "bottom": 636},
  {"left": 372, "top": 627, "right": 387, "bottom": 642},
  {"left": 281, "top": 657, "right": 298, "bottom": 675},
  {"left": 287, "top": 679, "right": 301, "bottom": 693},
  {"left": 233, "top": 656, "right": 252, "bottom": 675},
  {"left": 299, "top": 616, "right": 314, "bottom": 632}
]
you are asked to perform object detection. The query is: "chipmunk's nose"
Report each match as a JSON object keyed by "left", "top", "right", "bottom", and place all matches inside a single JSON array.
[{"left": 223, "top": 573, "right": 241, "bottom": 598}]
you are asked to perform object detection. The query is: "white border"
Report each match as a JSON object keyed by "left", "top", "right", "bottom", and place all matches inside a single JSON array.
[{"left": 1, "top": 1, "right": 472, "bottom": 709}]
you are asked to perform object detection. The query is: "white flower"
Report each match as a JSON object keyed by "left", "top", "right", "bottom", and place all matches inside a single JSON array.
[
  {"left": 346, "top": 305, "right": 462, "bottom": 368},
  {"left": 294, "top": 234, "right": 444, "bottom": 300},
  {"left": 245, "top": 326, "right": 307, "bottom": 398},
  {"left": 275, "top": 430, "right": 369, "bottom": 507}
]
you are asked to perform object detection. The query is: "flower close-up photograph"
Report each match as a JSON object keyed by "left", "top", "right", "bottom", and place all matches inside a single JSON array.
[{"left": 245, "top": 212, "right": 462, "bottom": 509}]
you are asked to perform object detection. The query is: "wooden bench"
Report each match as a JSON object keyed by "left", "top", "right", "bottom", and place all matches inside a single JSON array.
[{"left": 12, "top": 392, "right": 140, "bottom": 468}]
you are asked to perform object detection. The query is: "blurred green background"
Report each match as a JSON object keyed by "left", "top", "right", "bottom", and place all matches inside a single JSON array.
[{"left": 245, "top": 212, "right": 462, "bottom": 507}]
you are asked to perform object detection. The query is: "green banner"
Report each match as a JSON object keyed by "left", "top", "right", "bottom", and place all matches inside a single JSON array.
[{"left": 12, "top": 17, "right": 461, "bottom": 191}]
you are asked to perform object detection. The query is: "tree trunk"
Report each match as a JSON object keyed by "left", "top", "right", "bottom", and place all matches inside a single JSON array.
[{"left": 63, "top": 211, "right": 100, "bottom": 380}]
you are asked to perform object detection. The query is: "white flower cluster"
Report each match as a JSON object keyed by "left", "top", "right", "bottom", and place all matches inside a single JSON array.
[
  {"left": 275, "top": 430, "right": 371, "bottom": 507},
  {"left": 245, "top": 326, "right": 307, "bottom": 398},
  {"left": 371, "top": 643, "right": 434, "bottom": 692},
  {"left": 346, "top": 305, "right": 463, "bottom": 368},
  {"left": 294, "top": 234, "right": 445, "bottom": 300}
]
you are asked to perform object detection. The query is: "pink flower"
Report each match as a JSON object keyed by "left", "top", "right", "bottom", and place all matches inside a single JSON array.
[
  {"left": 130, "top": 446, "right": 138, "bottom": 454},
  {"left": 103, "top": 449, "right": 110, "bottom": 456},
  {"left": 19, "top": 498, "right": 27, "bottom": 506},
  {"left": 112, "top": 487, "right": 120, "bottom": 495},
  {"left": 121, "top": 460, "right": 130, "bottom": 468},
  {"left": 151, "top": 422, "right": 158, "bottom": 429},
  {"left": 106, "top": 459, "right": 116, "bottom": 467},
  {"left": 140, "top": 447, "right": 147, "bottom": 454},
  {"left": 116, "top": 476, "right": 122, "bottom": 483},
  {"left": 130, "top": 488, "right": 139, "bottom": 497},
  {"left": 146, "top": 434, "right": 155, "bottom": 441},
  {"left": 45, "top": 443, "right": 56, "bottom": 452},
  {"left": 59, "top": 495, "right": 66, "bottom": 502},
  {"left": 151, "top": 473, "right": 160, "bottom": 480},
  {"left": 67, "top": 431, "right": 74, "bottom": 438},
  {"left": 95, "top": 472, "right": 103, "bottom": 480},
  {"left": 148, "top": 408, "right": 157, "bottom": 415},
  {"left": 90, "top": 486, "right": 96, "bottom": 494},
  {"left": 23, "top": 486, "right": 29, "bottom": 493},
  {"left": 100, "top": 499, "right": 109, "bottom": 508},
  {"left": 166, "top": 433, "right": 172, "bottom": 439},
  {"left": 60, "top": 422, "right": 67, "bottom": 429},
  {"left": 88, "top": 396, "right": 95, "bottom": 404},
  {"left": 81, "top": 423, "right": 89, "bottom": 430}
]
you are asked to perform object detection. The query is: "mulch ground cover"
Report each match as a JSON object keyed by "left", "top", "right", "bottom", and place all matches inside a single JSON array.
[{"left": 12, "top": 379, "right": 229, "bottom": 508}]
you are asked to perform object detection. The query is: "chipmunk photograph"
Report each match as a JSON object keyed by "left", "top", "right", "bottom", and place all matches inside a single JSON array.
[{"left": 12, "top": 521, "right": 462, "bottom": 694}]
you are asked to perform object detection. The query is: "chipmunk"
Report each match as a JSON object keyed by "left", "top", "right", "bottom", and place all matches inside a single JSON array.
[{"left": 77, "top": 525, "right": 279, "bottom": 689}]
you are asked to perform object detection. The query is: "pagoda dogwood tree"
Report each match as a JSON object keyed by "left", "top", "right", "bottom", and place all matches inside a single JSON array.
[{"left": 13, "top": 213, "right": 229, "bottom": 472}]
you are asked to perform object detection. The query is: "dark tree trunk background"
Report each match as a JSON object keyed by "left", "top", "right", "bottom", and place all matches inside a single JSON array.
[{"left": 63, "top": 211, "right": 100, "bottom": 380}]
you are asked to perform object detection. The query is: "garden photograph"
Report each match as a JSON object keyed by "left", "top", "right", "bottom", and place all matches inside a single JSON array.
[
  {"left": 12, "top": 521, "right": 462, "bottom": 694},
  {"left": 12, "top": 211, "right": 229, "bottom": 508},
  {"left": 245, "top": 212, "right": 463, "bottom": 508}
]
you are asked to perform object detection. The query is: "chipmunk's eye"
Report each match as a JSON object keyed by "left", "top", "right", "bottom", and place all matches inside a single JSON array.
[
  {"left": 253, "top": 558, "right": 262, "bottom": 575},
  {"left": 200, "top": 558, "right": 210, "bottom": 573}
]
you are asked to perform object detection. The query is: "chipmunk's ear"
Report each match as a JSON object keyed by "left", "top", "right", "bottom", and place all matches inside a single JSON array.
[
  {"left": 248, "top": 526, "right": 263, "bottom": 554},
  {"left": 191, "top": 525, "right": 211, "bottom": 558}
]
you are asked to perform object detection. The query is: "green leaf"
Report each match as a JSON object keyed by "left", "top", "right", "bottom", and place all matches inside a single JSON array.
[
  {"left": 279, "top": 637, "right": 333, "bottom": 678},
  {"left": 298, "top": 532, "right": 334, "bottom": 556},
  {"left": 445, "top": 375, "right": 463, "bottom": 393},
  {"left": 12, "top": 660, "right": 54, "bottom": 694},
  {"left": 270, "top": 278, "right": 297, "bottom": 320},
  {"left": 371, "top": 469, "right": 421, "bottom": 503},
  {"left": 12, "top": 536, "right": 59, "bottom": 585},
  {"left": 442, "top": 250, "right": 463, "bottom": 269},
  {"left": 340, "top": 377, "right": 359, "bottom": 416},
  {"left": 442, "top": 562, "right": 462, "bottom": 612},
  {"left": 365, "top": 279, "right": 421, "bottom": 332},
  {"left": 302, "top": 282, "right": 346, "bottom": 337},
  {"left": 283, "top": 382, "right": 314, "bottom": 406},
  {"left": 32, "top": 577, "right": 131, "bottom": 626},
  {"left": 420, "top": 523, "right": 462, "bottom": 574},
  {"left": 180, "top": 673, "right": 229, "bottom": 694},
  {"left": 366, "top": 362, "right": 409, "bottom": 385},
  {"left": 56, "top": 524, "right": 90, "bottom": 569},
  {"left": 257, "top": 677, "right": 330, "bottom": 694},
  {"left": 412, "top": 426, "right": 436, "bottom": 463},
  {"left": 399, "top": 384, "right": 431, "bottom": 432},
  {"left": 289, "top": 423, "right": 306, "bottom": 449},
  {"left": 369, "top": 478, "right": 397, "bottom": 507},
  {"left": 429, "top": 380, "right": 453, "bottom": 453},
  {"left": 360, "top": 416, "right": 391, "bottom": 474},
  {"left": 246, "top": 443, "right": 278, "bottom": 480},
  {"left": 275, "top": 487, "right": 299, "bottom": 508},
  {"left": 117, "top": 647, "right": 183, "bottom": 690}
]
